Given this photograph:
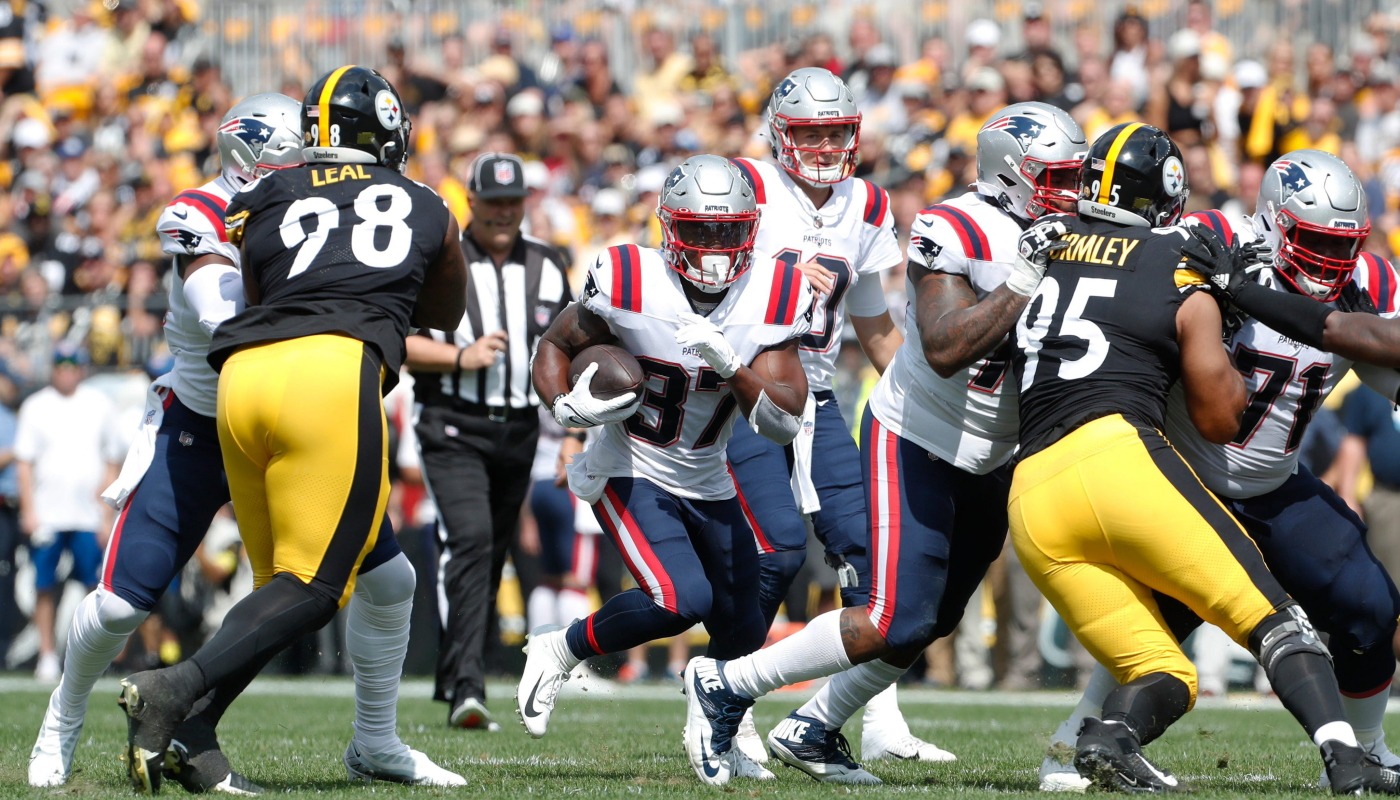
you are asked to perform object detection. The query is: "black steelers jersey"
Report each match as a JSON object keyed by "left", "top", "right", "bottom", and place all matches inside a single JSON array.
[
  {"left": 1012, "top": 216, "right": 1209, "bottom": 458},
  {"left": 208, "top": 163, "right": 451, "bottom": 392}
]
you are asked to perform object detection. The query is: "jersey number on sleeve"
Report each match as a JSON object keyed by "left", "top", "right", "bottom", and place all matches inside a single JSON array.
[
  {"left": 774, "top": 250, "right": 851, "bottom": 352},
  {"left": 1229, "top": 347, "right": 1329, "bottom": 452},
  {"left": 1016, "top": 276, "right": 1118, "bottom": 392},
  {"left": 626, "top": 357, "right": 738, "bottom": 449},
  {"left": 281, "top": 184, "right": 414, "bottom": 278}
]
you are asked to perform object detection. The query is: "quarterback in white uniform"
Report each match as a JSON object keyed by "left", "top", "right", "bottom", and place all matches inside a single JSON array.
[
  {"left": 28, "top": 94, "right": 463, "bottom": 793},
  {"left": 1041, "top": 151, "right": 1400, "bottom": 792},
  {"left": 727, "top": 67, "right": 952, "bottom": 773},
  {"left": 519, "top": 155, "right": 812, "bottom": 787},
  {"left": 681, "top": 102, "right": 1087, "bottom": 786}
]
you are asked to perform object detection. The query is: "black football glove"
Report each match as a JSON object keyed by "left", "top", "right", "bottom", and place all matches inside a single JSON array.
[{"left": 1179, "top": 226, "right": 1270, "bottom": 299}]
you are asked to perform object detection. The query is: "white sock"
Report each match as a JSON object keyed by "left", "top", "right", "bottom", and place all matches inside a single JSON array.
[
  {"left": 1051, "top": 663, "right": 1118, "bottom": 747},
  {"left": 58, "top": 589, "right": 145, "bottom": 719},
  {"left": 528, "top": 585, "right": 558, "bottom": 631},
  {"left": 557, "top": 588, "right": 592, "bottom": 627},
  {"left": 1342, "top": 691, "right": 1390, "bottom": 750},
  {"left": 1315, "top": 720, "right": 1360, "bottom": 748},
  {"left": 722, "top": 609, "right": 853, "bottom": 699},
  {"left": 861, "top": 671, "right": 913, "bottom": 734},
  {"left": 348, "top": 553, "right": 414, "bottom": 755},
  {"left": 798, "top": 659, "right": 904, "bottom": 731}
]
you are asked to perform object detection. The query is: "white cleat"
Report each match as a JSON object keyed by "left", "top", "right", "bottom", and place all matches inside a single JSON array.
[
  {"left": 681, "top": 656, "right": 754, "bottom": 787},
  {"left": 735, "top": 707, "right": 769, "bottom": 764},
  {"left": 343, "top": 741, "right": 466, "bottom": 787},
  {"left": 28, "top": 695, "right": 82, "bottom": 788},
  {"left": 730, "top": 749, "right": 776, "bottom": 780},
  {"left": 862, "top": 729, "right": 957, "bottom": 763},
  {"left": 1040, "top": 750, "right": 1092, "bottom": 793},
  {"left": 515, "top": 625, "right": 569, "bottom": 739}
]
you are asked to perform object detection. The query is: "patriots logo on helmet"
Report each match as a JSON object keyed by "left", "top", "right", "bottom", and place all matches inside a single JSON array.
[
  {"left": 984, "top": 115, "right": 1046, "bottom": 155},
  {"left": 217, "top": 117, "right": 275, "bottom": 160},
  {"left": 162, "top": 228, "right": 202, "bottom": 253},
  {"left": 774, "top": 77, "right": 799, "bottom": 100},
  {"left": 1272, "top": 160, "right": 1311, "bottom": 203}
]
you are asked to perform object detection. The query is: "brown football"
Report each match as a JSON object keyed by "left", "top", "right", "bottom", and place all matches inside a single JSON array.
[{"left": 570, "top": 344, "right": 645, "bottom": 401}]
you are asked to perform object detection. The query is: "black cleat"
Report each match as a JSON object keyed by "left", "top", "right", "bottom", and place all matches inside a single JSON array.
[
  {"left": 164, "top": 715, "right": 264, "bottom": 795},
  {"left": 1074, "top": 717, "right": 1183, "bottom": 794},
  {"left": 1324, "top": 741, "right": 1400, "bottom": 795},
  {"left": 118, "top": 671, "right": 196, "bottom": 795}
]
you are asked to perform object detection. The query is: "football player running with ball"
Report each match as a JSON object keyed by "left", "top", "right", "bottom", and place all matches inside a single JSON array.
[
  {"left": 682, "top": 102, "right": 1087, "bottom": 786},
  {"left": 519, "top": 154, "right": 813, "bottom": 786},
  {"left": 1007, "top": 124, "right": 1400, "bottom": 794}
]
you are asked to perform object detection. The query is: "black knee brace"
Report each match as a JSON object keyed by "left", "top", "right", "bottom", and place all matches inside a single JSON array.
[{"left": 1250, "top": 603, "right": 1331, "bottom": 683}]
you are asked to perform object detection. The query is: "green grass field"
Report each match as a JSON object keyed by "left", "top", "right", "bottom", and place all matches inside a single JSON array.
[{"left": 0, "top": 675, "right": 1369, "bottom": 797}]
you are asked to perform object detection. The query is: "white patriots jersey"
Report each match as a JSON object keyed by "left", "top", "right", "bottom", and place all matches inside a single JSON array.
[
  {"left": 576, "top": 244, "right": 813, "bottom": 500},
  {"left": 1165, "top": 211, "right": 1400, "bottom": 498},
  {"left": 866, "top": 193, "right": 1024, "bottom": 474},
  {"left": 155, "top": 176, "right": 241, "bottom": 418},
  {"left": 733, "top": 158, "right": 901, "bottom": 391}
]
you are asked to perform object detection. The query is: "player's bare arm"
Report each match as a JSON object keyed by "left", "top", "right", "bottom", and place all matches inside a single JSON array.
[
  {"left": 533, "top": 302, "right": 618, "bottom": 408},
  {"left": 915, "top": 267, "right": 1029, "bottom": 378},
  {"left": 850, "top": 312, "right": 902, "bottom": 374},
  {"left": 728, "top": 339, "right": 808, "bottom": 418},
  {"left": 1176, "top": 290, "right": 1246, "bottom": 444},
  {"left": 412, "top": 215, "right": 468, "bottom": 330}
]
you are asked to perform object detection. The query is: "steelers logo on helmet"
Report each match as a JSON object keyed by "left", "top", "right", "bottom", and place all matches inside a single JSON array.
[
  {"left": 1162, "top": 156, "right": 1185, "bottom": 197},
  {"left": 1077, "top": 122, "right": 1187, "bottom": 228},
  {"left": 375, "top": 89, "right": 403, "bottom": 130},
  {"left": 301, "top": 65, "right": 412, "bottom": 173}
]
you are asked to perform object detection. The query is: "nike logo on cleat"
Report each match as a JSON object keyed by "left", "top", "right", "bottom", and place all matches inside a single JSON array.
[
  {"left": 696, "top": 660, "right": 724, "bottom": 693},
  {"left": 771, "top": 717, "right": 810, "bottom": 741},
  {"left": 522, "top": 683, "right": 546, "bottom": 719},
  {"left": 700, "top": 752, "right": 722, "bottom": 778}
]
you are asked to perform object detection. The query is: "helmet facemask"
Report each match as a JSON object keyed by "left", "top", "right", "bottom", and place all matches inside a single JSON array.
[
  {"left": 771, "top": 117, "right": 861, "bottom": 185},
  {"left": 1020, "top": 155, "right": 1082, "bottom": 218},
  {"left": 659, "top": 208, "right": 760, "bottom": 293},
  {"left": 1271, "top": 206, "right": 1369, "bottom": 301}
]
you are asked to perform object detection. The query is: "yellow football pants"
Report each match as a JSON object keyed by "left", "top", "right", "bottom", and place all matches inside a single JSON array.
[
  {"left": 216, "top": 334, "right": 388, "bottom": 607},
  {"left": 1009, "top": 414, "right": 1290, "bottom": 704}
]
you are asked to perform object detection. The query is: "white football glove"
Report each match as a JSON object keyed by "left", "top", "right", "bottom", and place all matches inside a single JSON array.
[
  {"left": 675, "top": 312, "right": 742, "bottom": 379},
  {"left": 551, "top": 362, "right": 639, "bottom": 428},
  {"left": 1006, "top": 219, "right": 1071, "bottom": 297}
]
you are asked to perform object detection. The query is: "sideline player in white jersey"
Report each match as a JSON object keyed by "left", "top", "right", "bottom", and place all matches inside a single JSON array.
[
  {"left": 1040, "top": 150, "right": 1400, "bottom": 792},
  {"left": 27, "top": 93, "right": 463, "bottom": 793},
  {"left": 726, "top": 67, "right": 946, "bottom": 767},
  {"left": 681, "top": 102, "right": 1086, "bottom": 786},
  {"left": 518, "top": 155, "right": 812, "bottom": 786}
]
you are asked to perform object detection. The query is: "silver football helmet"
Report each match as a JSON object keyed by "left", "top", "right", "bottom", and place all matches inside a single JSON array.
[
  {"left": 657, "top": 155, "right": 760, "bottom": 293},
  {"left": 218, "top": 92, "right": 304, "bottom": 187},
  {"left": 1254, "top": 149, "right": 1370, "bottom": 302},
  {"left": 977, "top": 102, "right": 1087, "bottom": 221},
  {"left": 767, "top": 67, "right": 861, "bottom": 185}
]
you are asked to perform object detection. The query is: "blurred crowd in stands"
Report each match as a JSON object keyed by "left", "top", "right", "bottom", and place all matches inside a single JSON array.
[{"left": 3, "top": 0, "right": 1400, "bottom": 692}]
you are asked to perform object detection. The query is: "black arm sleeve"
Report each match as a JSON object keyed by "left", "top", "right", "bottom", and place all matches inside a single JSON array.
[{"left": 1230, "top": 280, "right": 1334, "bottom": 350}]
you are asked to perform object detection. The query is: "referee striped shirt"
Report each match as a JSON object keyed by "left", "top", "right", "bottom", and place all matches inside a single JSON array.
[{"left": 415, "top": 232, "right": 571, "bottom": 409}]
